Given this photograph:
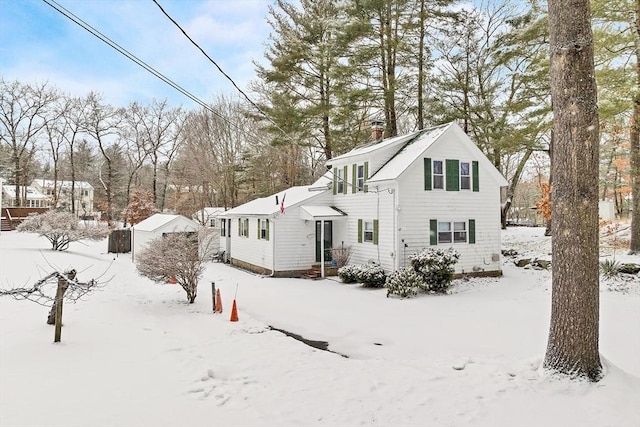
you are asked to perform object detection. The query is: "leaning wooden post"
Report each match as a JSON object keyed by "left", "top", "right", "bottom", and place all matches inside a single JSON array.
[{"left": 53, "top": 270, "right": 75, "bottom": 343}]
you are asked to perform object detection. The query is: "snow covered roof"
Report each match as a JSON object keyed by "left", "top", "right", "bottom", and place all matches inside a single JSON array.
[
  {"left": 367, "top": 123, "right": 450, "bottom": 183},
  {"left": 2, "top": 185, "right": 49, "bottom": 200},
  {"left": 326, "top": 129, "right": 424, "bottom": 164},
  {"left": 299, "top": 205, "right": 346, "bottom": 221},
  {"left": 32, "top": 179, "right": 93, "bottom": 189},
  {"left": 222, "top": 185, "right": 328, "bottom": 217},
  {"left": 132, "top": 213, "right": 200, "bottom": 232}
]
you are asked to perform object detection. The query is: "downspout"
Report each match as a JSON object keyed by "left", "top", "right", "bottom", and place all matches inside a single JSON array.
[
  {"left": 270, "top": 217, "right": 277, "bottom": 277},
  {"left": 320, "top": 219, "right": 325, "bottom": 278}
]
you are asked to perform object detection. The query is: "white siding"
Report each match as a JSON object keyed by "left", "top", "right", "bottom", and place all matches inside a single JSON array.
[
  {"left": 330, "top": 186, "right": 397, "bottom": 272},
  {"left": 396, "top": 133, "right": 502, "bottom": 274}
]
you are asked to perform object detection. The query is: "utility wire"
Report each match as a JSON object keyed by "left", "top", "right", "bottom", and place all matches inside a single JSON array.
[
  {"left": 151, "top": 0, "right": 292, "bottom": 139},
  {"left": 41, "top": 0, "right": 252, "bottom": 138}
]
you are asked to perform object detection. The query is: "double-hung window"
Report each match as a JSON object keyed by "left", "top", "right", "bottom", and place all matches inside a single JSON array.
[
  {"left": 258, "top": 219, "right": 269, "bottom": 240},
  {"left": 337, "top": 168, "right": 344, "bottom": 194},
  {"left": 363, "top": 221, "right": 374, "bottom": 242},
  {"left": 357, "top": 165, "right": 365, "bottom": 192},
  {"left": 433, "top": 160, "right": 444, "bottom": 189},
  {"left": 460, "top": 162, "right": 471, "bottom": 190},
  {"left": 437, "top": 221, "right": 467, "bottom": 244}
]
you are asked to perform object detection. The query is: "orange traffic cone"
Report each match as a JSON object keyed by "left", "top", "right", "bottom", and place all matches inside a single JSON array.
[
  {"left": 215, "top": 289, "right": 223, "bottom": 313},
  {"left": 230, "top": 299, "right": 239, "bottom": 322}
]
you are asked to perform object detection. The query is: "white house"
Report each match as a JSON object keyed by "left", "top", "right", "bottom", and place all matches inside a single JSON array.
[
  {"left": 131, "top": 213, "right": 202, "bottom": 261},
  {"left": 193, "top": 207, "right": 226, "bottom": 228},
  {"left": 1, "top": 184, "right": 50, "bottom": 208},
  {"left": 192, "top": 207, "right": 226, "bottom": 253},
  {"left": 221, "top": 122, "right": 508, "bottom": 277},
  {"left": 31, "top": 179, "right": 95, "bottom": 218}
]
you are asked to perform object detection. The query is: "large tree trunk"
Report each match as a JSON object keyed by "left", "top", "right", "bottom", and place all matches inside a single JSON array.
[
  {"left": 630, "top": 0, "right": 640, "bottom": 254},
  {"left": 543, "top": 0, "right": 602, "bottom": 381}
]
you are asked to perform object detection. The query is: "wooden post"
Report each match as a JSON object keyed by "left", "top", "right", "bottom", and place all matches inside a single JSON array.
[
  {"left": 211, "top": 281, "right": 216, "bottom": 313},
  {"left": 53, "top": 270, "right": 75, "bottom": 343}
]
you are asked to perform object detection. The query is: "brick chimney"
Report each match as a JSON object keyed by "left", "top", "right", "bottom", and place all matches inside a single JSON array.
[{"left": 371, "top": 120, "right": 384, "bottom": 141}]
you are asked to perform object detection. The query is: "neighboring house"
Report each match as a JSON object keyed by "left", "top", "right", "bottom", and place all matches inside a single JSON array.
[
  {"left": 193, "top": 207, "right": 226, "bottom": 228},
  {"left": 221, "top": 122, "right": 508, "bottom": 278},
  {"left": 1, "top": 185, "right": 50, "bottom": 208},
  {"left": 130, "top": 213, "right": 202, "bottom": 261},
  {"left": 31, "top": 179, "right": 95, "bottom": 219},
  {"left": 193, "top": 207, "right": 226, "bottom": 253}
]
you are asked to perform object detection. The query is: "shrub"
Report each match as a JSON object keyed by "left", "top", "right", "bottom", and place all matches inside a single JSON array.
[
  {"left": 338, "top": 262, "right": 387, "bottom": 287},
  {"left": 337, "top": 264, "right": 359, "bottom": 283},
  {"left": 356, "top": 263, "right": 387, "bottom": 288},
  {"left": 409, "top": 248, "right": 460, "bottom": 293},
  {"left": 385, "top": 267, "right": 422, "bottom": 298},
  {"left": 17, "top": 210, "right": 110, "bottom": 251},
  {"left": 599, "top": 259, "right": 621, "bottom": 278},
  {"left": 330, "top": 246, "right": 352, "bottom": 268}
]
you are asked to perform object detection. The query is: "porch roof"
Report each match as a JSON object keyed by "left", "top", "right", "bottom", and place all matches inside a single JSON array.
[{"left": 299, "top": 205, "right": 347, "bottom": 221}]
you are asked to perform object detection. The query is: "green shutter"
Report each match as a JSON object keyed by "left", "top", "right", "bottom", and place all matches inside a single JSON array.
[
  {"left": 266, "top": 219, "right": 270, "bottom": 241},
  {"left": 472, "top": 161, "right": 479, "bottom": 192},
  {"left": 245, "top": 219, "right": 249, "bottom": 237},
  {"left": 333, "top": 169, "right": 337, "bottom": 195},
  {"left": 358, "top": 219, "right": 363, "bottom": 243},
  {"left": 343, "top": 165, "right": 348, "bottom": 194},
  {"left": 238, "top": 218, "right": 241, "bottom": 236},
  {"left": 446, "top": 159, "right": 459, "bottom": 191},
  {"left": 424, "top": 158, "right": 432, "bottom": 190},
  {"left": 364, "top": 161, "right": 369, "bottom": 193},
  {"left": 430, "top": 219, "right": 438, "bottom": 245},
  {"left": 352, "top": 164, "right": 357, "bottom": 193},
  {"left": 469, "top": 219, "right": 476, "bottom": 244},
  {"left": 373, "top": 219, "right": 379, "bottom": 245},
  {"left": 257, "top": 219, "right": 260, "bottom": 239}
]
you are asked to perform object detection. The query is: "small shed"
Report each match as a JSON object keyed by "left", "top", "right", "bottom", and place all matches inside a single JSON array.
[{"left": 131, "top": 214, "right": 201, "bottom": 261}]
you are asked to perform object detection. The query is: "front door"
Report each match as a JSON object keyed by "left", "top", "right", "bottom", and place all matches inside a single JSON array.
[{"left": 315, "top": 220, "right": 333, "bottom": 263}]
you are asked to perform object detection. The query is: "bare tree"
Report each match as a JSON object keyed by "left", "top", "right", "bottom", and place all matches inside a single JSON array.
[
  {"left": 630, "top": 0, "right": 640, "bottom": 253},
  {"left": 543, "top": 0, "right": 602, "bottom": 381},
  {"left": 0, "top": 79, "right": 58, "bottom": 206},
  {"left": 60, "top": 95, "right": 89, "bottom": 215},
  {"left": 83, "top": 92, "right": 123, "bottom": 225},
  {"left": 135, "top": 228, "right": 215, "bottom": 304},
  {"left": 17, "top": 210, "right": 110, "bottom": 251},
  {"left": 131, "top": 99, "right": 183, "bottom": 210},
  {"left": 0, "top": 269, "right": 103, "bottom": 342}
]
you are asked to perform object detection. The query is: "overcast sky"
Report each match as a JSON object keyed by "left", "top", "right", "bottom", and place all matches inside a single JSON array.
[{"left": 0, "top": 0, "right": 273, "bottom": 108}]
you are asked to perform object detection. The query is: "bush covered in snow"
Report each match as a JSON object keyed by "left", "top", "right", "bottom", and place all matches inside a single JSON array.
[
  {"left": 338, "top": 262, "right": 387, "bottom": 287},
  {"left": 385, "top": 248, "right": 460, "bottom": 297},
  {"left": 17, "top": 210, "right": 110, "bottom": 251},
  {"left": 385, "top": 267, "right": 421, "bottom": 298},
  {"left": 410, "top": 248, "right": 460, "bottom": 293}
]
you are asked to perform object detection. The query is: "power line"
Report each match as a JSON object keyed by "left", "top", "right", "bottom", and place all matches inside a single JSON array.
[
  {"left": 40, "top": 0, "right": 252, "bottom": 138},
  {"left": 151, "top": 0, "right": 293, "bottom": 139}
]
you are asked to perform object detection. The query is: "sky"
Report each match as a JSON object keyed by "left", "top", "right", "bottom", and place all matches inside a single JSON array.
[{"left": 0, "top": 0, "right": 274, "bottom": 109}]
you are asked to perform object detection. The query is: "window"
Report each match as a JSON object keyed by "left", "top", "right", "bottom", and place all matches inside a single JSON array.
[
  {"left": 258, "top": 219, "right": 269, "bottom": 240},
  {"left": 437, "top": 222, "right": 452, "bottom": 243},
  {"left": 460, "top": 162, "right": 471, "bottom": 190},
  {"left": 363, "top": 221, "right": 373, "bottom": 242},
  {"left": 337, "top": 167, "right": 344, "bottom": 194},
  {"left": 358, "top": 219, "right": 378, "bottom": 244},
  {"left": 238, "top": 218, "right": 249, "bottom": 237},
  {"left": 83, "top": 190, "right": 89, "bottom": 196},
  {"left": 209, "top": 218, "right": 216, "bottom": 227},
  {"left": 437, "top": 221, "right": 467, "bottom": 244},
  {"left": 357, "top": 165, "right": 365, "bottom": 191},
  {"left": 433, "top": 160, "right": 444, "bottom": 189}
]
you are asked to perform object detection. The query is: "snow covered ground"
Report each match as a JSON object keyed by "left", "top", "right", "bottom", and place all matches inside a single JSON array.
[{"left": 0, "top": 226, "right": 638, "bottom": 427}]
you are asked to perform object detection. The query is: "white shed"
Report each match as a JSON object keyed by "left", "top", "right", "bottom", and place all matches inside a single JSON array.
[{"left": 131, "top": 214, "right": 201, "bottom": 261}]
